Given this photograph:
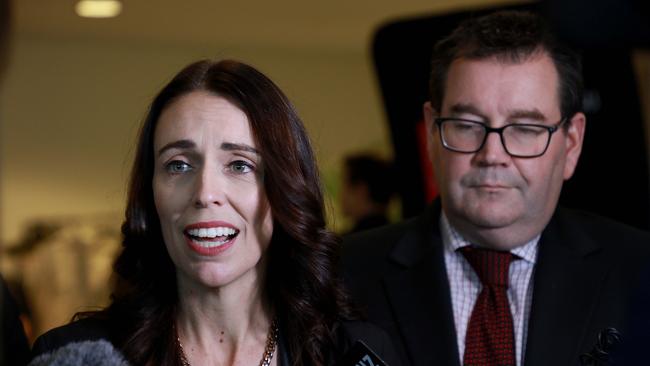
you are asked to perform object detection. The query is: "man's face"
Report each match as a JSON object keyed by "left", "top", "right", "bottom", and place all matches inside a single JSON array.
[{"left": 424, "top": 53, "right": 585, "bottom": 249}]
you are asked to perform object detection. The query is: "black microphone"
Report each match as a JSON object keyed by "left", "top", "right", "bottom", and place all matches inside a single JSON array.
[
  {"left": 579, "top": 327, "right": 622, "bottom": 366},
  {"left": 340, "top": 340, "right": 389, "bottom": 366},
  {"left": 28, "top": 339, "right": 130, "bottom": 366}
]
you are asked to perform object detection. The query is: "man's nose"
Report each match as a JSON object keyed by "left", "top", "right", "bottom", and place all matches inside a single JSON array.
[{"left": 473, "top": 131, "right": 511, "bottom": 166}]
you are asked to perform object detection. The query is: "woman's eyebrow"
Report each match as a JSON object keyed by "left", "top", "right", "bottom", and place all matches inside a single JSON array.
[
  {"left": 157, "top": 139, "right": 195, "bottom": 157},
  {"left": 221, "top": 142, "right": 259, "bottom": 155}
]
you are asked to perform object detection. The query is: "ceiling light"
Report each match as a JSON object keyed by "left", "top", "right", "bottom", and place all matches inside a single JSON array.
[{"left": 75, "top": 0, "right": 122, "bottom": 18}]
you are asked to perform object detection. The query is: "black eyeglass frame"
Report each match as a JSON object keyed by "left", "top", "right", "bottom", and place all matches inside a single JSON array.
[{"left": 434, "top": 117, "right": 567, "bottom": 158}]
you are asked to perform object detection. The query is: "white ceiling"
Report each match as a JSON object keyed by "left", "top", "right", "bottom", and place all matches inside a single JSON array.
[{"left": 13, "top": 0, "right": 520, "bottom": 48}]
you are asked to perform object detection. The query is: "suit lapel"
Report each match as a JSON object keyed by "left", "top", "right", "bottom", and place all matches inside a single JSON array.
[
  {"left": 524, "top": 210, "right": 611, "bottom": 366},
  {"left": 382, "top": 204, "right": 461, "bottom": 366}
]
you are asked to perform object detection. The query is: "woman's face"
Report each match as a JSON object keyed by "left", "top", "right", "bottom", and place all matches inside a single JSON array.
[{"left": 153, "top": 91, "right": 273, "bottom": 290}]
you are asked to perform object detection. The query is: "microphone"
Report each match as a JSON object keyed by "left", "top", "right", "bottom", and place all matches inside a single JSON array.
[
  {"left": 340, "top": 340, "right": 389, "bottom": 366},
  {"left": 579, "top": 327, "right": 622, "bottom": 366},
  {"left": 28, "top": 339, "right": 130, "bottom": 366}
]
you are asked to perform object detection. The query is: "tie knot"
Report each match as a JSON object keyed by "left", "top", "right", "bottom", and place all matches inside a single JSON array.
[{"left": 460, "top": 247, "right": 516, "bottom": 288}]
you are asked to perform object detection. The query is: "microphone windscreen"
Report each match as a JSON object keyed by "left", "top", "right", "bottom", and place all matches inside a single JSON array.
[{"left": 29, "top": 339, "right": 130, "bottom": 366}]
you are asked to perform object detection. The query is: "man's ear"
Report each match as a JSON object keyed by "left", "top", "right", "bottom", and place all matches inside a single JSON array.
[
  {"left": 563, "top": 112, "right": 586, "bottom": 180},
  {"left": 423, "top": 101, "right": 437, "bottom": 134},
  {"left": 423, "top": 101, "right": 438, "bottom": 156}
]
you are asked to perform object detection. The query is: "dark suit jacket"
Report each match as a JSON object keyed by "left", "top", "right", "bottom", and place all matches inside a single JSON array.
[
  {"left": 32, "top": 316, "right": 402, "bottom": 366},
  {"left": 342, "top": 201, "right": 650, "bottom": 366},
  {"left": 612, "top": 266, "right": 650, "bottom": 365}
]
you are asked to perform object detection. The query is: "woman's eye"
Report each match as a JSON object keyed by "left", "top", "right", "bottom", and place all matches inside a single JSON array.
[
  {"left": 165, "top": 160, "right": 192, "bottom": 174},
  {"left": 229, "top": 160, "right": 253, "bottom": 174}
]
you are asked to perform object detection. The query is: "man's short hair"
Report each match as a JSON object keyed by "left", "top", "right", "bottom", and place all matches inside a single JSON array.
[{"left": 429, "top": 10, "right": 583, "bottom": 120}]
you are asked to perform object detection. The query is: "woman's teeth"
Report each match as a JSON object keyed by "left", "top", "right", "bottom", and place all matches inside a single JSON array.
[
  {"left": 188, "top": 227, "right": 237, "bottom": 238},
  {"left": 186, "top": 227, "right": 238, "bottom": 247}
]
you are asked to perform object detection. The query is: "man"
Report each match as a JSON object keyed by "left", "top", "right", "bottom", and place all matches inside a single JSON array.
[
  {"left": 340, "top": 154, "right": 394, "bottom": 234},
  {"left": 343, "top": 10, "right": 650, "bottom": 366}
]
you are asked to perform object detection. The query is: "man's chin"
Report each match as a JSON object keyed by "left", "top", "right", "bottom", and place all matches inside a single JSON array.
[
  {"left": 462, "top": 201, "right": 522, "bottom": 227},
  {"left": 468, "top": 211, "right": 517, "bottom": 227},
  {"left": 459, "top": 210, "right": 541, "bottom": 249},
  {"left": 444, "top": 196, "right": 524, "bottom": 230}
]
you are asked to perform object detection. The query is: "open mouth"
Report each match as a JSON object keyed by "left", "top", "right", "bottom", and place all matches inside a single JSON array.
[{"left": 184, "top": 227, "right": 239, "bottom": 248}]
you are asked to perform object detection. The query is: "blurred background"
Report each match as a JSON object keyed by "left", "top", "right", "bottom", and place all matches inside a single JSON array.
[{"left": 1, "top": 0, "right": 649, "bottom": 345}]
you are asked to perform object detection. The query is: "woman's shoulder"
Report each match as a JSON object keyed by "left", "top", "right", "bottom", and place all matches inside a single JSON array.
[
  {"left": 31, "top": 316, "right": 114, "bottom": 357},
  {"left": 338, "top": 320, "right": 402, "bottom": 366}
]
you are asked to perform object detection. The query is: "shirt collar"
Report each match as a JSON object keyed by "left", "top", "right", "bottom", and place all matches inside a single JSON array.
[{"left": 440, "top": 212, "right": 539, "bottom": 264}]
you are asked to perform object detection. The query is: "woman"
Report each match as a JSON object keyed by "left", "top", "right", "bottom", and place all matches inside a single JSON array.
[{"left": 31, "top": 60, "right": 399, "bottom": 366}]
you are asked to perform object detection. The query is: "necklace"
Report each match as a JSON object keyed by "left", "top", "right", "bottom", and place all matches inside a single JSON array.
[{"left": 177, "top": 317, "right": 279, "bottom": 366}]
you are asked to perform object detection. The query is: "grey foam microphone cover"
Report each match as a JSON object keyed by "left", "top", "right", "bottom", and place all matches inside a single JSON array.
[{"left": 29, "top": 339, "right": 130, "bottom": 366}]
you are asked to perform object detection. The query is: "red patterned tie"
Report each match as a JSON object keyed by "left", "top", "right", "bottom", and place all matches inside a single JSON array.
[{"left": 460, "top": 247, "right": 517, "bottom": 366}]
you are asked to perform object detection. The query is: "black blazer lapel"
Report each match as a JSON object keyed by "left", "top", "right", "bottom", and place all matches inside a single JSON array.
[
  {"left": 524, "top": 210, "right": 610, "bottom": 366},
  {"left": 382, "top": 204, "right": 461, "bottom": 366}
]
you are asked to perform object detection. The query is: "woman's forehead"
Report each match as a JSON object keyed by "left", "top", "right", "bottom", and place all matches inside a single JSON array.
[{"left": 154, "top": 91, "right": 255, "bottom": 151}]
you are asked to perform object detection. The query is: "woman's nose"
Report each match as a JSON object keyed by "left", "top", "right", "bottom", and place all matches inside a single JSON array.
[{"left": 193, "top": 166, "right": 225, "bottom": 208}]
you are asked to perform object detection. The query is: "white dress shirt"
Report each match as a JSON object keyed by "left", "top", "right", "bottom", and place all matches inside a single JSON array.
[{"left": 440, "top": 214, "right": 539, "bottom": 366}]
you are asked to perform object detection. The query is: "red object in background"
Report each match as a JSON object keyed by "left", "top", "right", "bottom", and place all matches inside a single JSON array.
[{"left": 415, "top": 119, "right": 438, "bottom": 203}]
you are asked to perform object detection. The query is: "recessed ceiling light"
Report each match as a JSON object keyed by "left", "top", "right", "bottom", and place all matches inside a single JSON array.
[{"left": 75, "top": 0, "right": 122, "bottom": 18}]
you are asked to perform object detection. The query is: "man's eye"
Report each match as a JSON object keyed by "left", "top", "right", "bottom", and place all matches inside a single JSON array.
[
  {"left": 451, "top": 121, "right": 482, "bottom": 133},
  {"left": 165, "top": 160, "right": 192, "bottom": 174},
  {"left": 229, "top": 160, "right": 253, "bottom": 174},
  {"left": 510, "top": 125, "right": 546, "bottom": 136}
]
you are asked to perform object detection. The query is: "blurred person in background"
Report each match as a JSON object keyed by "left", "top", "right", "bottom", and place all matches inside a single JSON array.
[{"left": 340, "top": 154, "right": 395, "bottom": 234}]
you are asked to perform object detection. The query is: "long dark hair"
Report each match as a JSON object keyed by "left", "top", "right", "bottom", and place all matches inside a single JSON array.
[{"left": 106, "top": 59, "right": 355, "bottom": 365}]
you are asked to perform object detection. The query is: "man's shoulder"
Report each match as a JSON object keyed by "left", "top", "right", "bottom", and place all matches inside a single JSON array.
[
  {"left": 553, "top": 207, "right": 650, "bottom": 252},
  {"left": 342, "top": 216, "right": 421, "bottom": 262}
]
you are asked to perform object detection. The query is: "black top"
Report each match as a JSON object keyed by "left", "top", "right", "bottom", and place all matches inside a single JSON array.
[{"left": 32, "top": 316, "right": 402, "bottom": 366}]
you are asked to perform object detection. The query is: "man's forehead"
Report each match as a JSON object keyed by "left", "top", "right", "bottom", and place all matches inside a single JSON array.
[{"left": 442, "top": 53, "right": 561, "bottom": 119}]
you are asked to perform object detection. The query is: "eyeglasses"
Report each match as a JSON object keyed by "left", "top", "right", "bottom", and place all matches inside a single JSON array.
[{"left": 434, "top": 117, "right": 567, "bottom": 158}]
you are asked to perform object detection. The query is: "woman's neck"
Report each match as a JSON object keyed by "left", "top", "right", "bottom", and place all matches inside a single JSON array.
[{"left": 175, "top": 270, "right": 274, "bottom": 365}]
